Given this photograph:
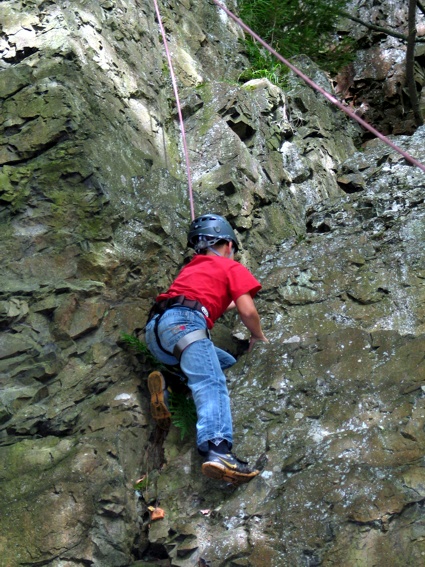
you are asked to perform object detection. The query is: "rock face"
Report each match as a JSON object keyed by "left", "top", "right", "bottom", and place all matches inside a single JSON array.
[
  {"left": 0, "top": 1, "right": 424, "bottom": 566},
  {"left": 336, "top": 0, "right": 425, "bottom": 135}
]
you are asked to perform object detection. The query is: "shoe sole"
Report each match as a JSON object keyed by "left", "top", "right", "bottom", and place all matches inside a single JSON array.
[
  {"left": 147, "top": 371, "right": 171, "bottom": 429},
  {"left": 201, "top": 462, "right": 259, "bottom": 485}
]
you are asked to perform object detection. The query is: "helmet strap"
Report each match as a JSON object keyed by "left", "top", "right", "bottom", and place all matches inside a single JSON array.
[
  {"left": 207, "top": 241, "right": 233, "bottom": 258},
  {"left": 194, "top": 235, "right": 220, "bottom": 254},
  {"left": 207, "top": 246, "right": 223, "bottom": 257}
]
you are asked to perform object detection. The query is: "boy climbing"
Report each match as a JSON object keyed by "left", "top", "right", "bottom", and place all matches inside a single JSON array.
[{"left": 145, "top": 213, "right": 268, "bottom": 484}]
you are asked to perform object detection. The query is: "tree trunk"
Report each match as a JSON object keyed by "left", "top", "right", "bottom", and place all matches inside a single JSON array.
[{"left": 406, "top": 0, "right": 424, "bottom": 126}]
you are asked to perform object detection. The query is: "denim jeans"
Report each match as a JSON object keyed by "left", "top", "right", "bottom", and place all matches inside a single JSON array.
[{"left": 145, "top": 307, "right": 236, "bottom": 453}]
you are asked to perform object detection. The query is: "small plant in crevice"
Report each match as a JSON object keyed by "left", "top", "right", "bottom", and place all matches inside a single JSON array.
[
  {"left": 120, "top": 332, "right": 163, "bottom": 367},
  {"left": 168, "top": 391, "right": 197, "bottom": 440},
  {"left": 134, "top": 472, "right": 165, "bottom": 521},
  {"left": 121, "top": 332, "right": 196, "bottom": 440},
  {"left": 238, "top": 38, "right": 289, "bottom": 88},
  {"left": 134, "top": 474, "right": 149, "bottom": 493}
]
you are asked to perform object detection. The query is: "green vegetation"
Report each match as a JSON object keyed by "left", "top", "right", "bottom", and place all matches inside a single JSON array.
[
  {"left": 134, "top": 475, "right": 149, "bottom": 491},
  {"left": 168, "top": 391, "right": 197, "bottom": 440},
  {"left": 120, "top": 332, "right": 160, "bottom": 366},
  {"left": 238, "top": 40, "right": 289, "bottom": 86},
  {"left": 238, "top": 0, "right": 356, "bottom": 84},
  {"left": 120, "top": 333, "right": 197, "bottom": 439}
]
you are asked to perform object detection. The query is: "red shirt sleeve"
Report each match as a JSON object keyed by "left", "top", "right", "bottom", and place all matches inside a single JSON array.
[{"left": 226, "top": 262, "right": 262, "bottom": 301}]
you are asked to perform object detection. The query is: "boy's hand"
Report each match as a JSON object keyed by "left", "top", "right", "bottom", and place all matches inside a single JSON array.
[{"left": 248, "top": 334, "right": 269, "bottom": 352}]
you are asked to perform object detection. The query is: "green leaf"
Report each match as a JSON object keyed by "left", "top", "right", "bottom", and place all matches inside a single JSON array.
[
  {"left": 120, "top": 332, "right": 163, "bottom": 367},
  {"left": 168, "top": 391, "right": 197, "bottom": 440}
]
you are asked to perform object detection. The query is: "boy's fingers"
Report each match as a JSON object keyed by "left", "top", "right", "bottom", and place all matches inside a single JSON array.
[{"left": 248, "top": 337, "right": 269, "bottom": 352}]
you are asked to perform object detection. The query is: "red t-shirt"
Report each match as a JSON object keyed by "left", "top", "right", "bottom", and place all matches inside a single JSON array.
[{"left": 156, "top": 255, "right": 262, "bottom": 329}]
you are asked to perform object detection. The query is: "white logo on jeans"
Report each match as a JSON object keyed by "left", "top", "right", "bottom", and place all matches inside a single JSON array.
[{"left": 201, "top": 306, "right": 209, "bottom": 318}]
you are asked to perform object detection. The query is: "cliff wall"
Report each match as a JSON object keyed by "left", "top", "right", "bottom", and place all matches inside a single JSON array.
[{"left": 1, "top": 1, "right": 424, "bottom": 565}]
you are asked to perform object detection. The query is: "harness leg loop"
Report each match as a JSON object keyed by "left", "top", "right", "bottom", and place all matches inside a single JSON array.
[{"left": 173, "top": 329, "right": 209, "bottom": 360}]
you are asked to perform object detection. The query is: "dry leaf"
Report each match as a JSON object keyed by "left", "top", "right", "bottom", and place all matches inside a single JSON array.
[{"left": 149, "top": 506, "right": 165, "bottom": 521}]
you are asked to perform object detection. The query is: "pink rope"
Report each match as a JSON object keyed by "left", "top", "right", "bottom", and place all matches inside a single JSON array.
[
  {"left": 211, "top": 0, "right": 425, "bottom": 174},
  {"left": 152, "top": 0, "right": 196, "bottom": 220}
]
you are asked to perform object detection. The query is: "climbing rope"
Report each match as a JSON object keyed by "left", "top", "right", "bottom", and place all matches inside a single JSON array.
[
  {"left": 152, "top": 0, "right": 196, "bottom": 220},
  {"left": 154, "top": 0, "right": 424, "bottom": 220},
  {"left": 211, "top": 0, "right": 425, "bottom": 174}
]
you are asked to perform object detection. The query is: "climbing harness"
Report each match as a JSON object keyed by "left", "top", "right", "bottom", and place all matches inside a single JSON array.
[
  {"left": 147, "top": 295, "right": 210, "bottom": 360},
  {"left": 147, "top": 295, "right": 210, "bottom": 322},
  {"left": 152, "top": 0, "right": 196, "bottom": 220},
  {"left": 173, "top": 329, "right": 210, "bottom": 359},
  {"left": 210, "top": 0, "right": 425, "bottom": 174}
]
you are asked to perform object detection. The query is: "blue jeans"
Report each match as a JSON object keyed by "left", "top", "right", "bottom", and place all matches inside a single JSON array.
[{"left": 145, "top": 307, "right": 236, "bottom": 453}]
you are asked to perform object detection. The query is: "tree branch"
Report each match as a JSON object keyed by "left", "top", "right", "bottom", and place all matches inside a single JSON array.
[
  {"left": 340, "top": 11, "right": 425, "bottom": 43},
  {"left": 417, "top": 0, "right": 425, "bottom": 17},
  {"left": 340, "top": 11, "right": 407, "bottom": 40}
]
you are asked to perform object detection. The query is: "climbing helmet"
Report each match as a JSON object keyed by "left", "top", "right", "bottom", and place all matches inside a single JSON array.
[{"left": 187, "top": 213, "right": 239, "bottom": 253}]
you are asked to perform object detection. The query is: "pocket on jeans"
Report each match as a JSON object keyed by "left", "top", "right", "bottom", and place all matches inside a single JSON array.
[{"left": 159, "top": 324, "right": 192, "bottom": 349}]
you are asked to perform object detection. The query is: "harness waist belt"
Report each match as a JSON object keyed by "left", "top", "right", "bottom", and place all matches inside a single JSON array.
[
  {"left": 173, "top": 329, "right": 209, "bottom": 359},
  {"left": 146, "top": 295, "right": 211, "bottom": 360},
  {"left": 151, "top": 295, "right": 209, "bottom": 320}
]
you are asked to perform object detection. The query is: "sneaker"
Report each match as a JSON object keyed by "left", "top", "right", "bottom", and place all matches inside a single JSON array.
[
  {"left": 147, "top": 371, "right": 171, "bottom": 430},
  {"left": 201, "top": 449, "right": 259, "bottom": 485}
]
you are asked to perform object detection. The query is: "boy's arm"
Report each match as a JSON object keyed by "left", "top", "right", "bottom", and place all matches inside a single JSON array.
[
  {"left": 235, "top": 293, "right": 268, "bottom": 352},
  {"left": 225, "top": 300, "right": 236, "bottom": 312}
]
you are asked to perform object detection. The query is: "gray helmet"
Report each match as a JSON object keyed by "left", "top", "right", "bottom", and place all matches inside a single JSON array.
[{"left": 188, "top": 213, "right": 239, "bottom": 253}]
